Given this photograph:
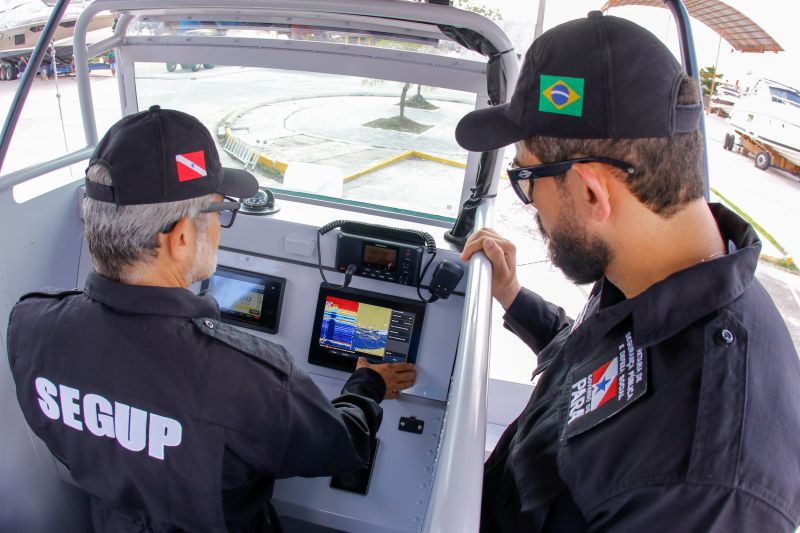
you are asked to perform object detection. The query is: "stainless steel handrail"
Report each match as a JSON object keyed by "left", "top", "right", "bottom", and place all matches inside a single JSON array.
[
  {"left": 72, "top": 0, "right": 517, "bottom": 138},
  {"left": 0, "top": 147, "right": 94, "bottom": 192},
  {"left": 422, "top": 201, "right": 493, "bottom": 533}
]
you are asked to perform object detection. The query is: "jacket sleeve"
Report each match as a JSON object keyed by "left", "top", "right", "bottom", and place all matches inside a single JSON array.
[
  {"left": 275, "top": 367, "right": 384, "bottom": 478},
  {"left": 589, "top": 484, "right": 796, "bottom": 533},
  {"left": 502, "top": 287, "right": 573, "bottom": 354}
]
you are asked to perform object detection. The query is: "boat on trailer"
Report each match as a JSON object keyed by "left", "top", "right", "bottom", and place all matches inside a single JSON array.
[{"left": 726, "top": 78, "right": 800, "bottom": 174}]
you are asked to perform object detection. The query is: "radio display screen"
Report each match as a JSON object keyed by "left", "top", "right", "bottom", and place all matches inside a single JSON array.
[
  {"left": 309, "top": 286, "right": 425, "bottom": 371},
  {"left": 362, "top": 243, "right": 398, "bottom": 271},
  {"left": 201, "top": 267, "right": 285, "bottom": 333}
]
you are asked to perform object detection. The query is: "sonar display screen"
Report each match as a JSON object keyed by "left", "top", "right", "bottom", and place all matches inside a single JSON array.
[{"left": 309, "top": 286, "right": 425, "bottom": 370}]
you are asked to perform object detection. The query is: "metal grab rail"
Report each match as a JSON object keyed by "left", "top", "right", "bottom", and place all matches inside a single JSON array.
[
  {"left": 72, "top": 0, "right": 517, "bottom": 147},
  {"left": 422, "top": 202, "right": 493, "bottom": 533},
  {"left": 0, "top": 147, "right": 94, "bottom": 193}
]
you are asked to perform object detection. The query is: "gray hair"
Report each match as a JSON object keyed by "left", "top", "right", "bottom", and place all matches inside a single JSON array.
[{"left": 83, "top": 164, "right": 215, "bottom": 282}]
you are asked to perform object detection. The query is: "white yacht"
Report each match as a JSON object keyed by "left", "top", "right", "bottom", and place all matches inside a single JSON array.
[
  {"left": 728, "top": 78, "right": 800, "bottom": 168},
  {"left": 0, "top": 0, "right": 114, "bottom": 80}
]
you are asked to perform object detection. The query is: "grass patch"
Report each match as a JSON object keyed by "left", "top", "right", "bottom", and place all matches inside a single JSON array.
[
  {"left": 362, "top": 116, "right": 433, "bottom": 134},
  {"left": 255, "top": 163, "right": 284, "bottom": 183},
  {"left": 401, "top": 94, "right": 439, "bottom": 110},
  {"left": 711, "top": 187, "right": 798, "bottom": 274}
]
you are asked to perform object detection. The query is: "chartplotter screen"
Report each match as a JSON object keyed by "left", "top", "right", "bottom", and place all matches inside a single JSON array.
[
  {"left": 202, "top": 267, "right": 286, "bottom": 333},
  {"left": 309, "top": 286, "right": 425, "bottom": 371}
]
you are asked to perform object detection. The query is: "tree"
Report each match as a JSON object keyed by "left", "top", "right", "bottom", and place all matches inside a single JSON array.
[
  {"left": 396, "top": 0, "right": 500, "bottom": 113},
  {"left": 363, "top": 0, "right": 500, "bottom": 133},
  {"left": 699, "top": 66, "right": 723, "bottom": 96},
  {"left": 454, "top": 0, "right": 502, "bottom": 21},
  {"left": 399, "top": 82, "right": 411, "bottom": 118}
]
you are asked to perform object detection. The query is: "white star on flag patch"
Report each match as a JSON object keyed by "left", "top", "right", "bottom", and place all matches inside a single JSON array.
[{"left": 175, "top": 150, "right": 207, "bottom": 182}]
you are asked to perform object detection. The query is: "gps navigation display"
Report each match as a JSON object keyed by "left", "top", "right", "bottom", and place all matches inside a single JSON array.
[
  {"left": 201, "top": 267, "right": 286, "bottom": 333},
  {"left": 212, "top": 276, "right": 265, "bottom": 320},
  {"left": 309, "top": 286, "right": 425, "bottom": 371}
]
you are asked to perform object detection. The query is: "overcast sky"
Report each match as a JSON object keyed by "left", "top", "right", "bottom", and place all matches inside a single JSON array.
[{"left": 487, "top": 0, "right": 800, "bottom": 90}]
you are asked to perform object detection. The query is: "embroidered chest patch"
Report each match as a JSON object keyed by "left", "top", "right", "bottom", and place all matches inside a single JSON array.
[{"left": 563, "top": 331, "right": 647, "bottom": 439}]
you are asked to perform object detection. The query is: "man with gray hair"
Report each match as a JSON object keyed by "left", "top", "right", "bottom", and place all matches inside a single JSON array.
[{"left": 7, "top": 106, "right": 415, "bottom": 532}]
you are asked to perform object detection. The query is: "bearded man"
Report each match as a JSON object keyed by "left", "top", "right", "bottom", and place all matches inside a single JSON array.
[{"left": 459, "top": 12, "right": 800, "bottom": 532}]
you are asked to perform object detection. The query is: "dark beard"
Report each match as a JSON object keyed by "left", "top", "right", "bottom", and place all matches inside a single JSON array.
[{"left": 536, "top": 213, "right": 610, "bottom": 285}]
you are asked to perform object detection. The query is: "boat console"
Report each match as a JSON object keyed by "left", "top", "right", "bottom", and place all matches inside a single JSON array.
[{"left": 0, "top": 1, "right": 519, "bottom": 531}]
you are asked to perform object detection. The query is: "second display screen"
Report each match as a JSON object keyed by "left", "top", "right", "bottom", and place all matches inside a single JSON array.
[{"left": 319, "top": 295, "right": 415, "bottom": 363}]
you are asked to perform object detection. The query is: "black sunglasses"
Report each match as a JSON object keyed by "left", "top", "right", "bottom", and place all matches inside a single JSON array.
[
  {"left": 160, "top": 197, "right": 241, "bottom": 234},
  {"left": 507, "top": 157, "right": 637, "bottom": 205}
]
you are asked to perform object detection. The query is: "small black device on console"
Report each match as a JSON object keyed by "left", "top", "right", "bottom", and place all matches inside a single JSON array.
[
  {"left": 428, "top": 259, "right": 464, "bottom": 300},
  {"left": 201, "top": 266, "right": 286, "bottom": 333},
  {"left": 336, "top": 232, "right": 424, "bottom": 286},
  {"left": 398, "top": 417, "right": 425, "bottom": 434},
  {"left": 317, "top": 220, "right": 435, "bottom": 292},
  {"left": 308, "top": 285, "right": 426, "bottom": 372}
]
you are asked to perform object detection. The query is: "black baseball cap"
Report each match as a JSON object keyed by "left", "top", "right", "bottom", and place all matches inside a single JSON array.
[
  {"left": 86, "top": 105, "right": 259, "bottom": 205},
  {"left": 455, "top": 11, "right": 702, "bottom": 152}
]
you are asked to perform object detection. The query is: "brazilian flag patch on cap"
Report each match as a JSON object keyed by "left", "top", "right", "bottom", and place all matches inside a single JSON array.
[{"left": 539, "top": 75, "right": 584, "bottom": 117}]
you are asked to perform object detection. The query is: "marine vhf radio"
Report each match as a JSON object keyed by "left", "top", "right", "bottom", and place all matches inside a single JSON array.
[
  {"left": 316, "top": 220, "right": 462, "bottom": 302},
  {"left": 336, "top": 228, "right": 425, "bottom": 286}
]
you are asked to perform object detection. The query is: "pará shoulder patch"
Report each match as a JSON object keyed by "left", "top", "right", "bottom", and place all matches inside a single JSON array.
[
  {"left": 19, "top": 288, "right": 82, "bottom": 301},
  {"left": 562, "top": 331, "right": 647, "bottom": 440},
  {"left": 192, "top": 317, "right": 292, "bottom": 376}
]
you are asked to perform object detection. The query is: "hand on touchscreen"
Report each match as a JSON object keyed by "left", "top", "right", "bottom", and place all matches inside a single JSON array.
[{"left": 357, "top": 357, "right": 416, "bottom": 400}]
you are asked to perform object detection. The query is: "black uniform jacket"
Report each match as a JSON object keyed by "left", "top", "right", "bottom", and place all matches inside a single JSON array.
[
  {"left": 7, "top": 272, "right": 385, "bottom": 532},
  {"left": 482, "top": 204, "right": 800, "bottom": 532}
]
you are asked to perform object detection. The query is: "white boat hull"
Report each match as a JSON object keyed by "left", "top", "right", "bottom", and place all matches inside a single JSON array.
[{"left": 728, "top": 79, "right": 800, "bottom": 167}]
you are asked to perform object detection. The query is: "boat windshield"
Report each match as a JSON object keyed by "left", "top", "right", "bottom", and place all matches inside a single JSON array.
[
  {"left": 133, "top": 62, "right": 475, "bottom": 221},
  {"left": 769, "top": 86, "right": 800, "bottom": 107}
]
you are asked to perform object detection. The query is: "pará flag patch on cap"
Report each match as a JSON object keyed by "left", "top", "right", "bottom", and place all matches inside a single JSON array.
[
  {"left": 175, "top": 150, "right": 207, "bottom": 182},
  {"left": 539, "top": 75, "right": 584, "bottom": 117},
  {"left": 563, "top": 331, "right": 647, "bottom": 440}
]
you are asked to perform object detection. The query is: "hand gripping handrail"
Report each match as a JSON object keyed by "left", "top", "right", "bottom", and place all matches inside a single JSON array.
[{"left": 422, "top": 202, "right": 493, "bottom": 533}]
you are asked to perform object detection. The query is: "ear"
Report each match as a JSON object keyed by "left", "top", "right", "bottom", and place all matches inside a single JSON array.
[
  {"left": 570, "top": 162, "right": 612, "bottom": 223},
  {"left": 164, "top": 217, "right": 195, "bottom": 264}
]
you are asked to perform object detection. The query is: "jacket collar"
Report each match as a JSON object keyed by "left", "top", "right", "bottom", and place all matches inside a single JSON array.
[
  {"left": 567, "top": 203, "right": 760, "bottom": 355},
  {"left": 83, "top": 272, "right": 220, "bottom": 318}
]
